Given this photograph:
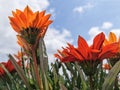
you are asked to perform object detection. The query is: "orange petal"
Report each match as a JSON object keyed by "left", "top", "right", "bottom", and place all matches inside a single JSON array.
[
  {"left": 54, "top": 53, "right": 62, "bottom": 60},
  {"left": 32, "top": 11, "right": 39, "bottom": 27},
  {"left": 44, "top": 20, "right": 53, "bottom": 26},
  {"left": 9, "top": 17, "right": 21, "bottom": 32},
  {"left": 77, "top": 35, "right": 89, "bottom": 60},
  {"left": 67, "top": 43, "right": 84, "bottom": 60},
  {"left": 92, "top": 32, "right": 105, "bottom": 50},
  {"left": 10, "top": 22, "right": 20, "bottom": 32},
  {"left": 24, "top": 5, "right": 33, "bottom": 17},
  {"left": 16, "top": 9, "right": 22, "bottom": 15},
  {"left": 13, "top": 11, "right": 26, "bottom": 29},
  {"left": 37, "top": 14, "right": 51, "bottom": 28},
  {"left": 29, "top": 11, "right": 39, "bottom": 27},
  {"left": 109, "top": 32, "right": 117, "bottom": 43},
  {"left": 24, "top": 6, "right": 33, "bottom": 26},
  {"left": 99, "top": 43, "right": 118, "bottom": 60},
  {"left": 36, "top": 10, "right": 46, "bottom": 28},
  {"left": 104, "top": 39, "right": 109, "bottom": 45},
  {"left": 61, "top": 56, "right": 76, "bottom": 62},
  {"left": 39, "top": 10, "right": 46, "bottom": 18}
]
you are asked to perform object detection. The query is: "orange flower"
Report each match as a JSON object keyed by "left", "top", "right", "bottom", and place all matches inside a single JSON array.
[
  {"left": 55, "top": 32, "right": 118, "bottom": 62},
  {"left": 9, "top": 6, "right": 52, "bottom": 34},
  {"left": 54, "top": 48, "right": 77, "bottom": 62},
  {"left": 0, "top": 60, "right": 21, "bottom": 76},
  {"left": 102, "top": 63, "right": 111, "bottom": 70},
  {"left": 9, "top": 6, "right": 53, "bottom": 46},
  {"left": 55, "top": 32, "right": 118, "bottom": 76},
  {"left": 104, "top": 32, "right": 120, "bottom": 53},
  {"left": 0, "top": 63, "right": 5, "bottom": 76},
  {"left": 104, "top": 32, "right": 120, "bottom": 66}
]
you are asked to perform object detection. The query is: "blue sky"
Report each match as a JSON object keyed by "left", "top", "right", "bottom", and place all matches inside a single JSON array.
[
  {"left": 0, "top": 0, "right": 120, "bottom": 62},
  {"left": 48, "top": 0, "right": 120, "bottom": 40}
]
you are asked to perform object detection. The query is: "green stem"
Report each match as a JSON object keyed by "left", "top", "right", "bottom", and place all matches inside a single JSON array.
[
  {"left": 32, "top": 47, "right": 43, "bottom": 90},
  {"left": 89, "top": 75, "right": 93, "bottom": 90},
  {"left": 114, "top": 77, "right": 118, "bottom": 90}
]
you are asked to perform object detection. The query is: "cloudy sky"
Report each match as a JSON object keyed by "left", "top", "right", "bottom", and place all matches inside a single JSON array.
[{"left": 0, "top": 0, "right": 120, "bottom": 62}]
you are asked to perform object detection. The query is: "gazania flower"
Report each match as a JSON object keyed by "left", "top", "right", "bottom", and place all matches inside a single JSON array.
[
  {"left": 104, "top": 32, "right": 120, "bottom": 53},
  {"left": 102, "top": 63, "right": 111, "bottom": 70},
  {"left": 55, "top": 32, "right": 118, "bottom": 62},
  {"left": 104, "top": 32, "right": 120, "bottom": 66},
  {"left": 55, "top": 32, "right": 118, "bottom": 76},
  {"left": 0, "top": 60, "right": 21, "bottom": 76},
  {"left": 9, "top": 6, "right": 53, "bottom": 46}
]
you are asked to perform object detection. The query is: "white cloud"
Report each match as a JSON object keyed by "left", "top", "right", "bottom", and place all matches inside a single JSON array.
[
  {"left": 73, "top": 3, "right": 94, "bottom": 14},
  {"left": 88, "top": 27, "right": 102, "bottom": 44},
  {"left": 48, "top": 8, "right": 56, "bottom": 20},
  {"left": 73, "top": 7, "right": 84, "bottom": 13},
  {"left": 45, "top": 28, "right": 73, "bottom": 63},
  {"left": 88, "top": 22, "right": 120, "bottom": 45},
  {"left": 0, "top": 0, "right": 50, "bottom": 61},
  {"left": 0, "top": 0, "right": 73, "bottom": 63},
  {"left": 101, "top": 22, "right": 113, "bottom": 29}
]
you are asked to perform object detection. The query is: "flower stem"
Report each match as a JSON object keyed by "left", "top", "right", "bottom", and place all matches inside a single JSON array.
[
  {"left": 32, "top": 47, "right": 43, "bottom": 90},
  {"left": 89, "top": 75, "right": 93, "bottom": 90},
  {"left": 114, "top": 77, "right": 118, "bottom": 90}
]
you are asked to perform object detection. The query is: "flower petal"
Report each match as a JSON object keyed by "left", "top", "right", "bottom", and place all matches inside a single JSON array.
[
  {"left": 109, "top": 32, "right": 117, "bottom": 43},
  {"left": 92, "top": 32, "right": 105, "bottom": 50},
  {"left": 77, "top": 35, "right": 89, "bottom": 60},
  {"left": 99, "top": 43, "right": 118, "bottom": 60}
]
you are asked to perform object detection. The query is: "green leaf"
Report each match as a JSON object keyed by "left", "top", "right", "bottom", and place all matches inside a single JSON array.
[
  {"left": 43, "top": 73, "right": 49, "bottom": 90},
  {"left": 0, "top": 64, "right": 17, "bottom": 90},
  {"left": 75, "top": 62, "right": 88, "bottom": 90},
  {"left": 9, "top": 54, "right": 32, "bottom": 90},
  {"left": 73, "top": 87, "right": 79, "bottom": 90},
  {"left": 102, "top": 60, "right": 120, "bottom": 90},
  {"left": 60, "top": 84, "right": 68, "bottom": 90},
  {"left": 39, "top": 38, "right": 48, "bottom": 73}
]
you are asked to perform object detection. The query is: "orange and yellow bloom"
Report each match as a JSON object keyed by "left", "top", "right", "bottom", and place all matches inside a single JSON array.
[
  {"left": 9, "top": 6, "right": 52, "bottom": 34},
  {"left": 104, "top": 32, "right": 120, "bottom": 66},
  {"left": 9, "top": 6, "right": 52, "bottom": 47},
  {"left": 104, "top": 32, "right": 120, "bottom": 53}
]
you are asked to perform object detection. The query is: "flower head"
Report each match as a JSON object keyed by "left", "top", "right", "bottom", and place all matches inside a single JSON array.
[
  {"left": 9, "top": 6, "right": 53, "bottom": 46},
  {"left": 55, "top": 32, "right": 118, "bottom": 76},
  {"left": 102, "top": 63, "right": 111, "bottom": 70},
  {"left": 0, "top": 60, "right": 21, "bottom": 76},
  {"left": 104, "top": 32, "right": 120, "bottom": 53},
  {"left": 55, "top": 32, "right": 118, "bottom": 62},
  {"left": 104, "top": 32, "right": 120, "bottom": 65}
]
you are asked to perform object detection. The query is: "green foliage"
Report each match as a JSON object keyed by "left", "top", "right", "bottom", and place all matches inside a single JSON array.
[{"left": 0, "top": 39, "right": 119, "bottom": 90}]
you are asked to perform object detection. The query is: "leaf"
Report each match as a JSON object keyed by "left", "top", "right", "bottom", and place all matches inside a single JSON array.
[
  {"left": 60, "top": 84, "right": 68, "bottom": 90},
  {"left": 102, "top": 60, "right": 120, "bottom": 90},
  {"left": 9, "top": 54, "right": 32, "bottom": 90},
  {"left": 0, "top": 63, "right": 17, "bottom": 90},
  {"left": 43, "top": 73, "right": 49, "bottom": 90},
  {"left": 75, "top": 62, "right": 88, "bottom": 90},
  {"left": 73, "top": 87, "right": 79, "bottom": 90},
  {"left": 39, "top": 38, "right": 48, "bottom": 73}
]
